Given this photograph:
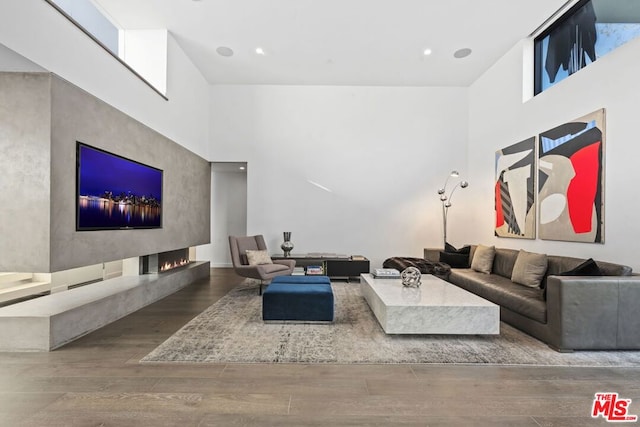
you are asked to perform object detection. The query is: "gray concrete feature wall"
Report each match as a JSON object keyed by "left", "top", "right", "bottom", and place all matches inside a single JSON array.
[
  {"left": 0, "top": 73, "right": 52, "bottom": 272},
  {"left": 0, "top": 72, "right": 211, "bottom": 273}
]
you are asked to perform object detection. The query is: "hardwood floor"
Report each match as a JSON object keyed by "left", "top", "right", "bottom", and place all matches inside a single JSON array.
[{"left": 1, "top": 268, "right": 638, "bottom": 426}]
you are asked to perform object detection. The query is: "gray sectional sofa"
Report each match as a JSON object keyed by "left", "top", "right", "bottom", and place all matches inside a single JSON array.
[{"left": 425, "top": 246, "right": 640, "bottom": 351}]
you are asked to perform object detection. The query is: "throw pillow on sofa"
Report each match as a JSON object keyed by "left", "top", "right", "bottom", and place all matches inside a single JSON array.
[
  {"left": 445, "top": 242, "right": 471, "bottom": 255},
  {"left": 246, "top": 250, "right": 273, "bottom": 265},
  {"left": 439, "top": 242, "right": 471, "bottom": 268},
  {"left": 559, "top": 258, "right": 603, "bottom": 276},
  {"left": 470, "top": 245, "right": 495, "bottom": 274},
  {"left": 511, "top": 250, "right": 548, "bottom": 288},
  {"left": 543, "top": 258, "right": 603, "bottom": 300}
]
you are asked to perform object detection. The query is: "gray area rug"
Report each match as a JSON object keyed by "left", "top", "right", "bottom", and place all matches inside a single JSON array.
[{"left": 141, "top": 281, "right": 640, "bottom": 365}]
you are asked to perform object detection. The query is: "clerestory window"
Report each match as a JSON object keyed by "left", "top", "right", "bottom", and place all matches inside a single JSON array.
[
  {"left": 534, "top": 0, "right": 640, "bottom": 95},
  {"left": 44, "top": 0, "right": 168, "bottom": 99},
  {"left": 47, "top": 0, "right": 120, "bottom": 59}
]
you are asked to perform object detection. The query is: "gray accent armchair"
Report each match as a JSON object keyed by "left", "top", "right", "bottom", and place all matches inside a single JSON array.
[{"left": 229, "top": 235, "right": 296, "bottom": 294}]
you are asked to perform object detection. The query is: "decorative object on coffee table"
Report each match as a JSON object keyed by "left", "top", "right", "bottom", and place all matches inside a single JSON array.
[
  {"left": 280, "top": 231, "right": 294, "bottom": 257},
  {"left": 373, "top": 268, "right": 401, "bottom": 279},
  {"left": 401, "top": 267, "right": 422, "bottom": 287},
  {"left": 437, "top": 170, "right": 469, "bottom": 248}
]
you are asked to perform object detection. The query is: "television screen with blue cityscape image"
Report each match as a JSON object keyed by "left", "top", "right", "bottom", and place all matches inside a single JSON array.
[{"left": 76, "top": 142, "right": 163, "bottom": 230}]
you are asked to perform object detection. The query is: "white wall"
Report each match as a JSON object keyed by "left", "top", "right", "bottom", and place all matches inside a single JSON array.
[
  {"left": 0, "top": 44, "right": 45, "bottom": 72},
  {"left": 120, "top": 29, "right": 168, "bottom": 96},
  {"left": 195, "top": 166, "right": 248, "bottom": 267},
  {"left": 0, "top": 0, "right": 209, "bottom": 159},
  {"left": 468, "top": 36, "right": 640, "bottom": 271},
  {"left": 206, "top": 167, "right": 248, "bottom": 267},
  {"left": 209, "top": 85, "right": 469, "bottom": 268}
]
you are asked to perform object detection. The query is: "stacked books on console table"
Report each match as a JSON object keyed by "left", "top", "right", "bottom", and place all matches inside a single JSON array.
[
  {"left": 306, "top": 265, "right": 324, "bottom": 275},
  {"left": 373, "top": 268, "right": 400, "bottom": 279},
  {"left": 292, "top": 267, "right": 305, "bottom": 276}
]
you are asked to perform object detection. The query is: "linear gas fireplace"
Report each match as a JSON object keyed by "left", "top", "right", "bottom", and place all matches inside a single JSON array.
[{"left": 140, "top": 248, "right": 191, "bottom": 274}]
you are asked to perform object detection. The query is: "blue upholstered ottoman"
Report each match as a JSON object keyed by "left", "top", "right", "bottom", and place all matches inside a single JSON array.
[
  {"left": 270, "top": 275, "right": 331, "bottom": 285},
  {"left": 262, "top": 276, "right": 334, "bottom": 322}
]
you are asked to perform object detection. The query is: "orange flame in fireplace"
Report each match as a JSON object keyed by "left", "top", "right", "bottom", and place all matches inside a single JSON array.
[{"left": 160, "top": 258, "right": 190, "bottom": 272}]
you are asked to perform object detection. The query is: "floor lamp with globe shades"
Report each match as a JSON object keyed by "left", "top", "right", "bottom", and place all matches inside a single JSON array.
[{"left": 438, "top": 171, "right": 469, "bottom": 248}]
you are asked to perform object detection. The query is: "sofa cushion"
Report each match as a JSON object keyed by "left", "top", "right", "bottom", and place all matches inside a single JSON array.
[
  {"left": 511, "top": 250, "right": 548, "bottom": 288},
  {"left": 449, "top": 269, "right": 547, "bottom": 323},
  {"left": 492, "top": 248, "right": 520, "bottom": 279},
  {"left": 471, "top": 245, "right": 495, "bottom": 274}
]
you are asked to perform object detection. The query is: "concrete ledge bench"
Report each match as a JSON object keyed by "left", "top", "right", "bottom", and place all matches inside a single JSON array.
[
  {"left": 0, "top": 262, "right": 210, "bottom": 351},
  {"left": 262, "top": 275, "right": 334, "bottom": 322}
]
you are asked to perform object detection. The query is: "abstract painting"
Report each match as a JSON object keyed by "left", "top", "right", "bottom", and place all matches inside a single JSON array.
[
  {"left": 495, "top": 137, "right": 536, "bottom": 239},
  {"left": 538, "top": 109, "right": 605, "bottom": 243}
]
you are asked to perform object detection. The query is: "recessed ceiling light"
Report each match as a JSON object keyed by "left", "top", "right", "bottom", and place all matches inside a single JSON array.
[
  {"left": 423, "top": 48, "right": 433, "bottom": 56},
  {"left": 255, "top": 47, "right": 266, "bottom": 55},
  {"left": 216, "top": 46, "right": 234, "bottom": 57},
  {"left": 453, "top": 48, "right": 472, "bottom": 59},
  {"left": 239, "top": 166, "right": 246, "bottom": 170}
]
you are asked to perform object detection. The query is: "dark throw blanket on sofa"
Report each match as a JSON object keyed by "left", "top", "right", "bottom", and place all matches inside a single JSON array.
[{"left": 383, "top": 257, "right": 451, "bottom": 277}]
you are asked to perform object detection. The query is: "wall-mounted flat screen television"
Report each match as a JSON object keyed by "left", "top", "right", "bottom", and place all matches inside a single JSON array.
[{"left": 76, "top": 142, "right": 163, "bottom": 230}]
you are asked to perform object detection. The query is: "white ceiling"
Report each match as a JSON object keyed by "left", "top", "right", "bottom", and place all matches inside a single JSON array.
[{"left": 94, "top": 0, "right": 570, "bottom": 87}]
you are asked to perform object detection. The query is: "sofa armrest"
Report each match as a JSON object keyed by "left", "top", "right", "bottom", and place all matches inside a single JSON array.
[
  {"left": 618, "top": 276, "right": 640, "bottom": 348},
  {"left": 546, "top": 275, "right": 640, "bottom": 350}
]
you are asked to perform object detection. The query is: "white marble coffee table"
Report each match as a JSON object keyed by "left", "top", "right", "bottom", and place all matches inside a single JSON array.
[{"left": 360, "top": 273, "right": 499, "bottom": 335}]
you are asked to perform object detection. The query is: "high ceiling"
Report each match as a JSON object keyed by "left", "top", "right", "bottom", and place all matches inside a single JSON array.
[{"left": 94, "top": 0, "right": 570, "bottom": 86}]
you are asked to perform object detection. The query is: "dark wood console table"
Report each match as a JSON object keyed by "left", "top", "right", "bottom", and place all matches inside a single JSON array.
[{"left": 271, "top": 253, "right": 370, "bottom": 281}]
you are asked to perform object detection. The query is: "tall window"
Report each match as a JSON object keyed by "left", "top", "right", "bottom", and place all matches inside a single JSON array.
[{"left": 534, "top": 0, "right": 640, "bottom": 95}]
